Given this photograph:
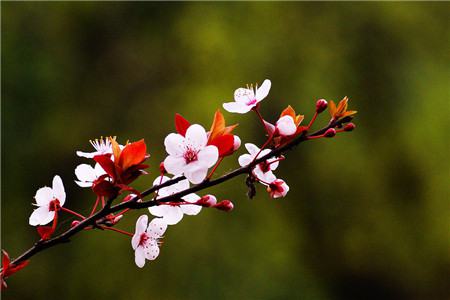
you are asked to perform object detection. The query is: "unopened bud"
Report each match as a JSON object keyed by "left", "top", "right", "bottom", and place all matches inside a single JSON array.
[
  {"left": 316, "top": 99, "right": 328, "bottom": 113},
  {"left": 71, "top": 220, "right": 80, "bottom": 228},
  {"left": 213, "top": 200, "right": 234, "bottom": 212},
  {"left": 324, "top": 128, "right": 336, "bottom": 138},
  {"left": 113, "top": 215, "right": 123, "bottom": 224},
  {"left": 159, "top": 162, "right": 166, "bottom": 174},
  {"left": 344, "top": 123, "right": 356, "bottom": 132},
  {"left": 196, "top": 194, "right": 217, "bottom": 207},
  {"left": 233, "top": 135, "right": 241, "bottom": 151}
]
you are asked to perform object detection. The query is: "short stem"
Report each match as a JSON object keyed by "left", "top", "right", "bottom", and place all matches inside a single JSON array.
[
  {"left": 101, "top": 196, "right": 105, "bottom": 207},
  {"left": 253, "top": 106, "right": 270, "bottom": 135},
  {"left": 100, "top": 226, "right": 133, "bottom": 237},
  {"left": 60, "top": 207, "right": 86, "bottom": 220},
  {"left": 207, "top": 157, "right": 224, "bottom": 180},
  {"left": 306, "top": 134, "right": 324, "bottom": 140},
  {"left": 307, "top": 112, "right": 318, "bottom": 129},
  {"left": 89, "top": 197, "right": 100, "bottom": 217}
]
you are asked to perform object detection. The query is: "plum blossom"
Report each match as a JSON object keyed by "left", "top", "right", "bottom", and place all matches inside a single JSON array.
[
  {"left": 74, "top": 163, "right": 106, "bottom": 187},
  {"left": 276, "top": 115, "right": 297, "bottom": 136},
  {"left": 29, "top": 175, "right": 66, "bottom": 226},
  {"left": 265, "top": 179, "right": 290, "bottom": 198},
  {"left": 223, "top": 79, "right": 271, "bottom": 114},
  {"left": 164, "top": 124, "right": 219, "bottom": 184},
  {"left": 131, "top": 215, "right": 167, "bottom": 268},
  {"left": 148, "top": 176, "right": 201, "bottom": 225},
  {"left": 238, "top": 143, "right": 279, "bottom": 183},
  {"left": 76, "top": 137, "right": 114, "bottom": 158}
]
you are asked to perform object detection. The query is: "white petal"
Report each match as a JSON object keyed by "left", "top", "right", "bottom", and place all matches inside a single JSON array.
[
  {"left": 75, "top": 180, "right": 93, "bottom": 188},
  {"left": 52, "top": 175, "right": 66, "bottom": 206},
  {"left": 268, "top": 158, "right": 279, "bottom": 171},
  {"left": 164, "top": 133, "right": 185, "bottom": 156},
  {"left": 135, "top": 246, "right": 146, "bottom": 268},
  {"left": 135, "top": 215, "right": 148, "bottom": 236},
  {"left": 75, "top": 164, "right": 97, "bottom": 182},
  {"left": 258, "top": 149, "right": 272, "bottom": 159},
  {"left": 29, "top": 206, "right": 55, "bottom": 226},
  {"left": 164, "top": 155, "right": 186, "bottom": 176},
  {"left": 245, "top": 143, "right": 260, "bottom": 155},
  {"left": 255, "top": 79, "right": 271, "bottom": 101},
  {"left": 181, "top": 204, "right": 202, "bottom": 216},
  {"left": 197, "top": 146, "right": 219, "bottom": 168},
  {"left": 76, "top": 150, "right": 97, "bottom": 158},
  {"left": 223, "top": 102, "right": 252, "bottom": 114},
  {"left": 185, "top": 124, "right": 208, "bottom": 148},
  {"left": 238, "top": 154, "right": 253, "bottom": 167},
  {"left": 131, "top": 233, "right": 140, "bottom": 250},
  {"left": 145, "top": 243, "right": 160, "bottom": 261},
  {"left": 185, "top": 167, "right": 208, "bottom": 184},
  {"left": 233, "top": 135, "right": 241, "bottom": 151},
  {"left": 94, "top": 163, "right": 107, "bottom": 177},
  {"left": 234, "top": 88, "right": 255, "bottom": 104},
  {"left": 181, "top": 193, "right": 200, "bottom": 203},
  {"left": 149, "top": 206, "right": 183, "bottom": 225},
  {"left": 147, "top": 218, "right": 168, "bottom": 237},
  {"left": 34, "top": 187, "right": 53, "bottom": 206},
  {"left": 153, "top": 175, "right": 170, "bottom": 186},
  {"left": 254, "top": 168, "right": 276, "bottom": 182},
  {"left": 276, "top": 116, "right": 297, "bottom": 136}
]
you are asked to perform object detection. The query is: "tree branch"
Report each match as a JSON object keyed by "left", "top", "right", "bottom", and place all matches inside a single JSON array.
[{"left": 7, "top": 116, "right": 350, "bottom": 267}]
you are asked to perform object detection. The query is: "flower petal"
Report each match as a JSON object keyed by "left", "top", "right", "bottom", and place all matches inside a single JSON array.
[
  {"left": 34, "top": 187, "right": 53, "bottom": 206},
  {"left": 238, "top": 154, "right": 253, "bottom": 167},
  {"left": 147, "top": 217, "right": 167, "bottom": 237},
  {"left": 134, "top": 246, "right": 146, "bottom": 268},
  {"left": 234, "top": 88, "right": 255, "bottom": 104},
  {"left": 185, "top": 124, "right": 208, "bottom": 149},
  {"left": 184, "top": 167, "right": 208, "bottom": 184},
  {"left": 276, "top": 115, "right": 297, "bottom": 136},
  {"left": 198, "top": 146, "right": 219, "bottom": 168},
  {"left": 75, "top": 164, "right": 97, "bottom": 183},
  {"left": 180, "top": 202, "right": 202, "bottom": 216},
  {"left": 76, "top": 150, "right": 97, "bottom": 159},
  {"left": 164, "top": 133, "right": 185, "bottom": 156},
  {"left": 164, "top": 155, "right": 186, "bottom": 176},
  {"left": 75, "top": 180, "right": 93, "bottom": 188},
  {"left": 52, "top": 175, "right": 66, "bottom": 206},
  {"left": 94, "top": 163, "right": 107, "bottom": 177},
  {"left": 245, "top": 143, "right": 260, "bottom": 156},
  {"left": 149, "top": 206, "right": 183, "bottom": 225},
  {"left": 145, "top": 243, "right": 160, "bottom": 261},
  {"left": 223, "top": 102, "right": 252, "bottom": 114},
  {"left": 255, "top": 79, "right": 271, "bottom": 101},
  {"left": 29, "top": 206, "right": 55, "bottom": 226},
  {"left": 135, "top": 215, "right": 148, "bottom": 237}
]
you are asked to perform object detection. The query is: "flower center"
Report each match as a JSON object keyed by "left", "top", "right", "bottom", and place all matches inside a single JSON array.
[
  {"left": 138, "top": 233, "right": 149, "bottom": 247},
  {"left": 48, "top": 199, "right": 61, "bottom": 212},
  {"left": 246, "top": 98, "right": 257, "bottom": 106},
  {"left": 269, "top": 182, "right": 283, "bottom": 193},
  {"left": 183, "top": 147, "right": 198, "bottom": 164},
  {"left": 259, "top": 161, "right": 271, "bottom": 173}
]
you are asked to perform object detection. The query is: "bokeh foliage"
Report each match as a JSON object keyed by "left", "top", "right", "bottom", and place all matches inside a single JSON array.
[{"left": 2, "top": 2, "right": 449, "bottom": 300}]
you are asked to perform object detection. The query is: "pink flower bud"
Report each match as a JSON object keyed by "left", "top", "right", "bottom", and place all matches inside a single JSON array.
[
  {"left": 324, "top": 128, "right": 336, "bottom": 138},
  {"left": 316, "top": 99, "right": 328, "bottom": 113},
  {"left": 344, "top": 123, "right": 356, "bottom": 132},
  {"left": 71, "top": 220, "right": 80, "bottom": 228},
  {"left": 233, "top": 135, "right": 241, "bottom": 151},
  {"left": 214, "top": 200, "right": 234, "bottom": 212},
  {"left": 196, "top": 194, "right": 217, "bottom": 207}
]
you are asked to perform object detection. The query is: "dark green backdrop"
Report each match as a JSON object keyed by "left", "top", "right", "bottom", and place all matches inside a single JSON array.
[{"left": 2, "top": 2, "right": 449, "bottom": 300}]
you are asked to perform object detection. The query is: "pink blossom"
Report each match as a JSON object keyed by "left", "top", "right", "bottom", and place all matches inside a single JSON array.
[
  {"left": 29, "top": 175, "right": 66, "bottom": 226},
  {"left": 223, "top": 79, "right": 271, "bottom": 114},
  {"left": 238, "top": 143, "right": 279, "bottom": 183},
  {"left": 164, "top": 124, "right": 219, "bottom": 184},
  {"left": 131, "top": 215, "right": 167, "bottom": 268}
]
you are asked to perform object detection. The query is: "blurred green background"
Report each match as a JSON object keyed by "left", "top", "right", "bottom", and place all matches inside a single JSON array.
[{"left": 2, "top": 2, "right": 449, "bottom": 300}]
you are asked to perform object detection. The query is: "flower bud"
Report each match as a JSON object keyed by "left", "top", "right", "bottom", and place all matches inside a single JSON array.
[
  {"left": 196, "top": 194, "right": 217, "bottom": 207},
  {"left": 344, "top": 123, "right": 356, "bottom": 132},
  {"left": 213, "top": 200, "right": 234, "bottom": 212},
  {"left": 316, "top": 99, "right": 328, "bottom": 113},
  {"left": 233, "top": 135, "right": 241, "bottom": 151},
  {"left": 159, "top": 162, "right": 166, "bottom": 174},
  {"left": 71, "top": 220, "right": 80, "bottom": 228},
  {"left": 324, "top": 128, "right": 336, "bottom": 138},
  {"left": 113, "top": 215, "right": 123, "bottom": 224}
]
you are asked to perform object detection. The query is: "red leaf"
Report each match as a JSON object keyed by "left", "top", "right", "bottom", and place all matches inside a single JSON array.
[
  {"left": 6, "top": 260, "right": 29, "bottom": 277},
  {"left": 175, "top": 113, "right": 190, "bottom": 136},
  {"left": 118, "top": 139, "right": 147, "bottom": 171},
  {"left": 210, "top": 134, "right": 234, "bottom": 157},
  {"left": 93, "top": 154, "right": 116, "bottom": 179},
  {"left": 37, "top": 226, "right": 54, "bottom": 240}
]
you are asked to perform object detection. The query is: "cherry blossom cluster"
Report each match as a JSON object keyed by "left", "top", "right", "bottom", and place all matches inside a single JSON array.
[{"left": 1, "top": 79, "right": 357, "bottom": 288}]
